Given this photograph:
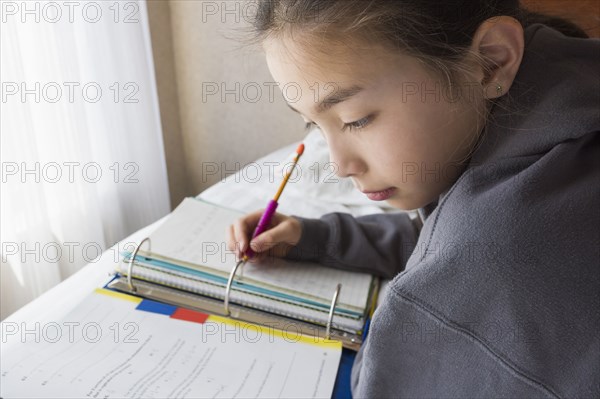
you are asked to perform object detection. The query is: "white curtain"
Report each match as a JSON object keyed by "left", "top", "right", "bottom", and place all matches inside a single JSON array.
[{"left": 1, "top": 0, "right": 170, "bottom": 319}]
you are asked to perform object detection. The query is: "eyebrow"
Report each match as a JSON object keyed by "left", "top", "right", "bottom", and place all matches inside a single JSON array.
[{"left": 286, "top": 85, "right": 364, "bottom": 115}]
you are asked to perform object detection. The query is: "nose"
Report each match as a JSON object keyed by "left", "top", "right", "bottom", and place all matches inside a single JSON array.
[{"left": 327, "top": 136, "right": 366, "bottom": 178}]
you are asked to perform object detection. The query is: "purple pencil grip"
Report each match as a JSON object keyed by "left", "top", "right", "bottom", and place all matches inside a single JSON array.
[{"left": 245, "top": 199, "right": 278, "bottom": 258}]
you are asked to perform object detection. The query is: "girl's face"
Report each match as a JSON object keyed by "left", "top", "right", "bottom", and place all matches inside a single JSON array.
[{"left": 265, "top": 37, "right": 486, "bottom": 210}]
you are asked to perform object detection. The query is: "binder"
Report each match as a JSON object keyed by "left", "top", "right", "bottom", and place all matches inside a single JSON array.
[{"left": 107, "top": 198, "right": 380, "bottom": 351}]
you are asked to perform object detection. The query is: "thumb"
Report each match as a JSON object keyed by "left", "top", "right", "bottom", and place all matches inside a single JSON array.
[{"left": 249, "top": 224, "right": 291, "bottom": 253}]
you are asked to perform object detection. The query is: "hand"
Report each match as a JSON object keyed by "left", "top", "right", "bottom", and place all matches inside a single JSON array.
[{"left": 227, "top": 209, "right": 302, "bottom": 262}]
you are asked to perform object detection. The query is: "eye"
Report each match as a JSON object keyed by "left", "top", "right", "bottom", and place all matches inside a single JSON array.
[{"left": 342, "top": 116, "right": 372, "bottom": 132}]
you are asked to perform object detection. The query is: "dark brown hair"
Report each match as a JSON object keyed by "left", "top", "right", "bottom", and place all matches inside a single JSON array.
[{"left": 247, "top": 0, "right": 587, "bottom": 86}]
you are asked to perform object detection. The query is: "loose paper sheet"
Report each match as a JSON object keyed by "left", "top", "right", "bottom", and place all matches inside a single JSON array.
[{"left": 1, "top": 289, "right": 341, "bottom": 398}]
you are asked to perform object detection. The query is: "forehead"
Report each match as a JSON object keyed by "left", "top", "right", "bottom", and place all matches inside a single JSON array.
[{"left": 263, "top": 35, "right": 399, "bottom": 93}]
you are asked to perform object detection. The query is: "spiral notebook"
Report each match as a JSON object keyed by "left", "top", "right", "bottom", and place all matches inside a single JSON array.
[{"left": 108, "top": 198, "right": 379, "bottom": 349}]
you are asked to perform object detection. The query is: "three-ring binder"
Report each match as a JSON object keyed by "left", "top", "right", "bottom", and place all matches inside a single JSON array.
[
  {"left": 117, "top": 237, "right": 362, "bottom": 350},
  {"left": 126, "top": 237, "right": 150, "bottom": 292},
  {"left": 222, "top": 260, "right": 344, "bottom": 335},
  {"left": 325, "top": 284, "right": 342, "bottom": 340},
  {"left": 223, "top": 260, "right": 243, "bottom": 316}
]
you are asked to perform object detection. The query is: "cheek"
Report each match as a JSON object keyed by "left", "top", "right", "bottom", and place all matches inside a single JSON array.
[
  {"left": 363, "top": 108, "right": 466, "bottom": 190},
  {"left": 398, "top": 91, "right": 480, "bottom": 164},
  {"left": 358, "top": 123, "right": 411, "bottom": 172},
  {"left": 368, "top": 109, "right": 442, "bottom": 169}
]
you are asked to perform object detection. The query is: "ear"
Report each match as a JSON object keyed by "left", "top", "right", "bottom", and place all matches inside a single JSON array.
[{"left": 470, "top": 16, "right": 525, "bottom": 99}]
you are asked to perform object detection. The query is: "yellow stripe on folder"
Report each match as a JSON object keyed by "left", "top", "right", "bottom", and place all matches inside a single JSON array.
[
  {"left": 94, "top": 288, "right": 341, "bottom": 349},
  {"left": 207, "top": 314, "right": 342, "bottom": 349},
  {"left": 94, "top": 287, "right": 143, "bottom": 304}
]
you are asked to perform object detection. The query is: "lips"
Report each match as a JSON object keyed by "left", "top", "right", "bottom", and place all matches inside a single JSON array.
[{"left": 363, "top": 187, "right": 396, "bottom": 201}]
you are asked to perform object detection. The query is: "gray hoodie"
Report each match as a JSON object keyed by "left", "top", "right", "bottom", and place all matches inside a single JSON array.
[{"left": 285, "top": 24, "right": 599, "bottom": 397}]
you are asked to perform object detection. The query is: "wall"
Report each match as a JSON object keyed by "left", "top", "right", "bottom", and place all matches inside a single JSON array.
[{"left": 147, "top": 0, "right": 306, "bottom": 208}]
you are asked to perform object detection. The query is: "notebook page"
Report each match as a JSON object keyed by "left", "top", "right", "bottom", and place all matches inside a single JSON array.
[
  {"left": 0, "top": 289, "right": 341, "bottom": 398},
  {"left": 146, "top": 198, "right": 240, "bottom": 274},
  {"left": 145, "top": 198, "right": 373, "bottom": 310}
]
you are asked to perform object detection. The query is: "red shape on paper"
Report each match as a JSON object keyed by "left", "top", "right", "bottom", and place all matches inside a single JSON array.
[{"left": 170, "top": 308, "right": 210, "bottom": 324}]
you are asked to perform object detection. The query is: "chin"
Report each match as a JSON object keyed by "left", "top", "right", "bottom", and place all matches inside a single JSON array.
[
  {"left": 386, "top": 194, "right": 431, "bottom": 211},
  {"left": 386, "top": 197, "right": 416, "bottom": 211}
]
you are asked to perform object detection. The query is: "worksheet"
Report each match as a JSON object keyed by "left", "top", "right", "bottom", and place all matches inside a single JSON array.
[{"left": 1, "top": 289, "right": 342, "bottom": 398}]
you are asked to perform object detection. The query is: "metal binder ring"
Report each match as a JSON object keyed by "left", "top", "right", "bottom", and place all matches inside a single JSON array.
[
  {"left": 325, "top": 283, "right": 342, "bottom": 340},
  {"left": 127, "top": 237, "right": 151, "bottom": 293},
  {"left": 224, "top": 260, "right": 244, "bottom": 316}
]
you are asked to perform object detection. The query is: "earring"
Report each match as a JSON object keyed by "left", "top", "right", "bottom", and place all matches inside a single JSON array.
[{"left": 495, "top": 83, "right": 503, "bottom": 96}]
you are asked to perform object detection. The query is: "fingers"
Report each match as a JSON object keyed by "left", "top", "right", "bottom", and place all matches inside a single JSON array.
[
  {"left": 227, "top": 209, "right": 265, "bottom": 259},
  {"left": 249, "top": 217, "right": 298, "bottom": 253},
  {"left": 249, "top": 226, "right": 279, "bottom": 253},
  {"left": 227, "top": 210, "right": 301, "bottom": 261}
]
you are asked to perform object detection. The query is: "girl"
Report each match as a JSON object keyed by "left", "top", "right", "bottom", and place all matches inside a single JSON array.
[{"left": 227, "top": 1, "right": 599, "bottom": 396}]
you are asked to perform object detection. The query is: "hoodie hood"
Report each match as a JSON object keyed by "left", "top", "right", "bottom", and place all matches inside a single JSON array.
[{"left": 471, "top": 23, "right": 600, "bottom": 165}]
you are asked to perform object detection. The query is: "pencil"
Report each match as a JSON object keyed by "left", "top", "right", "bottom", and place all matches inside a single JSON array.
[{"left": 241, "top": 143, "right": 305, "bottom": 262}]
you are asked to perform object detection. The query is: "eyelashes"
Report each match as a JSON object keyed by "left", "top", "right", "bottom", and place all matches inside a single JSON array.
[
  {"left": 342, "top": 116, "right": 371, "bottom": 132},
  {"left": 304, "top": 115, "right": 373, "bottom": 133}
]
